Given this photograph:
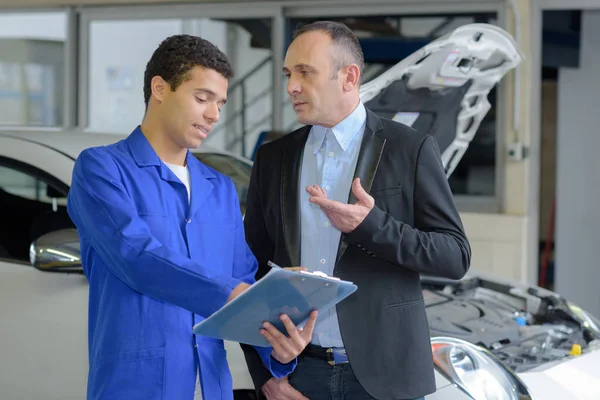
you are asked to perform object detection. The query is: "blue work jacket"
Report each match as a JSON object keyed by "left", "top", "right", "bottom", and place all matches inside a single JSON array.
[{"left": 67, "top": 127, "right": 295, "bottom": 400}]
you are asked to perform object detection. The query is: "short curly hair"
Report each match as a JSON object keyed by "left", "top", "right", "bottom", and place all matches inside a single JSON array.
[{"left": 143, "top": 34, "right": 233, "bottom": 107}]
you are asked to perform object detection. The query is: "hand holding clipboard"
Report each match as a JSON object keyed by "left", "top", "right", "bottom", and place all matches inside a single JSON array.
[{"left": 192, "top": 262, "right": 358, "bottom": 347}]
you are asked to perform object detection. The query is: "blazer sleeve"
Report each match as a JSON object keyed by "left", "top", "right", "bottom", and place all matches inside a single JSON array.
[
  {"left": 345, "top": 135, "right": 471, "bottom": 280},
  {"left": 66, "top": 147, "right": 242, "bottom": 317}
]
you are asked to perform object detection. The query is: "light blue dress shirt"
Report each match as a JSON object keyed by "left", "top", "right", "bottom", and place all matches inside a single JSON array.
[{"left": 300, "top": 102, "right": 367, "bottom": 348}]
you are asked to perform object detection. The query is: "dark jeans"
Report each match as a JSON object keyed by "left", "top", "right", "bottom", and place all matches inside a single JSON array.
[{"left": 287, "top": 354, "right": 425, "bottom": 400}]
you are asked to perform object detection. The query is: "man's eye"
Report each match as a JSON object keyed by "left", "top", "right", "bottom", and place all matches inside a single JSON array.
[{"left": 195, "top": 97, "right": 207, "bottom": 103}]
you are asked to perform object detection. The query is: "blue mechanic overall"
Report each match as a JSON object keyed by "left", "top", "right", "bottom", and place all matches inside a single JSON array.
[{"left": 67, "top": 127, "right": 295, "bottom": 400}]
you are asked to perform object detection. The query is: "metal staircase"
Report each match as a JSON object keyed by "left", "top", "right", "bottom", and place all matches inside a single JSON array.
[{"left": 204, "top": 54, "right": 394, "bottom": 159}]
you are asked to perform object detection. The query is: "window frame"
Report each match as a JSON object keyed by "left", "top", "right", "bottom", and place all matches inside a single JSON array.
[
  {"left": 0, "top": 155, "right": 70, "bottom": 265},
  {"left": 0, "top": 7, "right": 77, "bottom": 130}
]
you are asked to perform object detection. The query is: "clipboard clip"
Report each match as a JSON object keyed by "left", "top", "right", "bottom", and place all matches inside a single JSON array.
[{"left": 267, "top": 261, "right": 341, "bottom": 281}]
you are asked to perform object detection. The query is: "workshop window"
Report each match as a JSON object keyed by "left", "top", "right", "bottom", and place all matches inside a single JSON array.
[{"left": 0, "top": 12, "right": 66, "bottom": 127}]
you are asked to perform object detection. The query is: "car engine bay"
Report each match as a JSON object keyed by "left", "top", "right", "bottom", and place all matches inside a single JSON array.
[{"left": 421, "top": 275, "right": 600, "bottom": 373}]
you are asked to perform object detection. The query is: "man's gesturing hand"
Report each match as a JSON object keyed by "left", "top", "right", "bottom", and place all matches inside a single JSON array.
[
  {"left": 306, "top": 177, "right": 374, "bottom": 233},
  {"left": 261, "top": 310, "right": 318, "bottom": 364}
]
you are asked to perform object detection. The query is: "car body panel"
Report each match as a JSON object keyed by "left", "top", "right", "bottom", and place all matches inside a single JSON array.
[
  {"left": 0, "top": 259, "right": 89, "bottom": 399},
  {"left": 519, "top": 349, "right": 600, "bottom": 399}
]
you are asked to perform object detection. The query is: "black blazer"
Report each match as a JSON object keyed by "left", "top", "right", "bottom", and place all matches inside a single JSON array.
[{"left": 241, "top": 108, "right": 471, "bottom": 399}]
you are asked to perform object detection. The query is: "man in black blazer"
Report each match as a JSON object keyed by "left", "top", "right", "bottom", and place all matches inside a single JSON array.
[{"left": 241, "top": 21, "right": 471, "bottom": 400}]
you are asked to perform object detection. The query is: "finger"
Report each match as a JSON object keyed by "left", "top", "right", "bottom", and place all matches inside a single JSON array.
[
  {"left": 306, "top": 185, "right": 327, "bottom": 199},
  {"left": 305, "top": 185, "right": 318, "bottom": 195},
  {"left": 261, "top": 324, "right": 294, "bottom": 357},
  {"left": 261, "top": 328, "right": 284, "bottom": 353},
  {"left": 279, "top": 314, "right": 303, "bottom": 344},
  {"left": 316, "top": 185, "right": 327, "bottom": 197},
  {"left": 309, "top": 196, "right": 339, "bottom": 210},
  {"left": 284, "top": 266, "right": 307, "bottom": 272},
  {"left": 300, "top": 310, "right": 319, "bottom": 339},
  {"left": 262, "top": 321, "right": 287, "bottom": 342}
]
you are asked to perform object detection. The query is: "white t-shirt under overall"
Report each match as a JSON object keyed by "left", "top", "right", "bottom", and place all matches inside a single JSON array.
[{"left": 165, "top": 162, "right": 191, "bottom": 203}]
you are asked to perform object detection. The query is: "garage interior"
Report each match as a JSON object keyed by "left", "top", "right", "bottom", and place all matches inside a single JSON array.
[{"left": 0, "top": 0, "right": 599, "bottom": 399}]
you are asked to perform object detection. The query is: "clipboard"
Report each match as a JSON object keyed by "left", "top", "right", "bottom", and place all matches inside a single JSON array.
[{"left": 192, "top": 265, "right": 358, "bottom": 346}]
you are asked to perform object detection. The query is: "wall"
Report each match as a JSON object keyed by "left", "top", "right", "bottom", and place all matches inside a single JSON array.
[
  {"left": 0, "top": 12, "right": 65, "bottom": 40},
  {"left": 461, "top": 213, "right": 527, "bottom": 281},
  {"left": 555, "top": 10, "right": 600, "bottom": 317},
  {"left": 87, "top": 19, "right": 184, "bottom": 134}
]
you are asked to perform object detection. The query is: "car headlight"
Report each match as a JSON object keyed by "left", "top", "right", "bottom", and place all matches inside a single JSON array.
[
  {"left": 567, "top": 301, "right": 600, "bottom": 337},
  {"left": 431, "top": 337, "right": 533, "bottom": 400}
]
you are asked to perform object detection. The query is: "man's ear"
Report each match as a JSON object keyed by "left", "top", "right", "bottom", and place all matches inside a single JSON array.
[
  {"left": 343, "top": 64, "right": 361, "bottom": 92},
  {"left": 150, "top": 76, "right": 169, "bottom": 103}
]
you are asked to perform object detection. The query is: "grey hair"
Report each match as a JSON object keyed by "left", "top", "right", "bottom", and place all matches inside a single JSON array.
[{"left": 293, "top": 20, "right": 365, "bottom": 80}]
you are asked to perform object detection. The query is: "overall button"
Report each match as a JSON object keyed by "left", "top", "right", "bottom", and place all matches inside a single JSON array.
[{"left": 185, "top": 218, "right": 192, "bottom": 224}]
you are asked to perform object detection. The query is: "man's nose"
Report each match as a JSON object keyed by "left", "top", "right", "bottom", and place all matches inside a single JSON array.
[
  {"left": 204, "top": 103, "right": 220, "bottom": 123},
  {"left": 287, "top": 76, "right": 301, "bottom": 97}
]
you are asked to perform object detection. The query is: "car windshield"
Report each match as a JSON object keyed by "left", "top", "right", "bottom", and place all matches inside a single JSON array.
[{"left": 192, "top": 152, "right": 251, "bottom": 216}]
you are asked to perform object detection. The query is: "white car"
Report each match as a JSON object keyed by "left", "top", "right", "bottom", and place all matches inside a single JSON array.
[
  {"left": 2, "top": 23, "right": 600, "bottom": 400},
  {"left": 3, "top": 131, "right": 600, "bottom": 400}
]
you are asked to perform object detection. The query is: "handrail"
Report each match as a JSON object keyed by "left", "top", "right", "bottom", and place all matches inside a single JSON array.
[
  {"left": 207, "top": 57, "right": 273, "bottom": 139},
  {"left": 208, "top": 85, "right": 272, "bottom": 138},
  {"left": 202, "top": 55, "right": 275, "bottom": 157},
  {"left": 228, "top": 55, "right": 272, "bottom": 93}
]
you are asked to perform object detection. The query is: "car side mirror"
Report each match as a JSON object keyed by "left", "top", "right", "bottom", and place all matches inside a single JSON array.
[{"left": 29, "top": 228, "right": 83, "bottom": 274}]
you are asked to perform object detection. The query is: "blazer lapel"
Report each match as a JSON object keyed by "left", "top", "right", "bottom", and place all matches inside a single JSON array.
[
  {"left": 336, "top": 110, "right": 386, "bottom": 264},
  {"left": 281, "top": 127, "right": 311, "bottom": 267}
]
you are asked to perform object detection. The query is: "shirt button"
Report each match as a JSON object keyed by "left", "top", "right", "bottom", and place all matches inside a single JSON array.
[
  {"left": 185, "top": 218, "right": 191, "bottom": 224},
  {"left": 325, "top": 185, "right": 331, "bottom": 190},
  {"left": 329, "top": 152, "right": 334, "bottom": 157},
  {"left": 324, "top": 221, "right": 329, "bottom": 228},
  {"left": 320, "top": 258, "right": 326, "bottom": 264}
]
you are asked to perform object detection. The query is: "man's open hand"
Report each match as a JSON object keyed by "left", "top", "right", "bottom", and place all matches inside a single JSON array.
[
  {"left": 306, "top": 177, "right": 374, "bottom": 233},
  {"left": 261, "top": 310, "right": 318, "bottom": 364}
]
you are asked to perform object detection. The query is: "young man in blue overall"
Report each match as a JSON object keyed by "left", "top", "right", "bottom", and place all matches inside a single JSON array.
[{"left": 67, "top": 34, "right": 317, "bottom": 400}]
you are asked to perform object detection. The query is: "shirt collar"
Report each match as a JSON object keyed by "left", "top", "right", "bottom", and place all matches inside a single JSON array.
[
  {"left": 311, "top": 101, "right": 366, "bottom": 154},
  {"left": 126, "top": 125, "right": 215, "bottom": 179}
]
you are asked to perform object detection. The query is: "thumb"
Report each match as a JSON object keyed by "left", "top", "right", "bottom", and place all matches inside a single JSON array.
[{"left": 352, "top": 178, "right": 373, "bottom": 204}]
